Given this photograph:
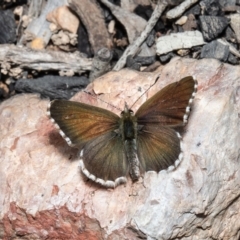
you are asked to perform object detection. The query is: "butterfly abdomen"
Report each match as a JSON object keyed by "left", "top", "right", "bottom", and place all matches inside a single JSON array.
[
  {"left": 120, "top": 109, "right": 141, "bottom": 181},
  {"left": 124, "top": 139, "right": 140, "bottom": 181}
]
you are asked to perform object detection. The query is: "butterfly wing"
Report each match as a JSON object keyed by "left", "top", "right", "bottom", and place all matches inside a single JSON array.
[
  {"left": 80, "top": 131, "right": 128, "bottom": 187},
  {"left": 48, "top": 100, "right": 128, "bottom": 187},
  {"left": 135, "top": 76, "right": 197, "bottom": 127},
  {"left": 137, "top": 124, "right": 182, "bottom": 172},
  {"left": 135, "top": 77, "right": 197, "bottom": 172},
  {"left": 48, "top": 100, "right": 120, "bottom": 147}
]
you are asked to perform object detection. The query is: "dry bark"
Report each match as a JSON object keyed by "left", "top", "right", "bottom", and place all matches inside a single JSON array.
[
  {"left": 68, "top": 0, "right": 113, "bottom": 54},
  {"left": 0, "top": 44, "right": 92, "bottom": 77}
]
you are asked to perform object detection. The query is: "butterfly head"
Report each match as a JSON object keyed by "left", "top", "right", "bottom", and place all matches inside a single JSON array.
[{"left": 120, "top": 102, "right": 135, "bottom": 120}]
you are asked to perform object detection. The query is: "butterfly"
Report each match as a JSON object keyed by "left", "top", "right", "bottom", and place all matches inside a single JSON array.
[{"left": 47, "top": 76, "right": 197, "bottom": 188}]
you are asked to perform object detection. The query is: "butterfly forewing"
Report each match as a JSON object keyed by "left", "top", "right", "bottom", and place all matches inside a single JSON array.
[
  {"left": 49, "top": 100, "right": 120, "bottom": 147},
  {"left": 135, "top": 76, "right": 197, "bottom": 127}
]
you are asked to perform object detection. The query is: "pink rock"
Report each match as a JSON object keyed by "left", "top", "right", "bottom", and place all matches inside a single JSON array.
[{"left": 0, "top": 57, "right": 239, "bottom": 239}]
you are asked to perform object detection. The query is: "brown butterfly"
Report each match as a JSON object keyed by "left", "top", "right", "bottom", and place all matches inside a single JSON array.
[{"left": 47, "top": 76, "right": 197, "bottom": 188}]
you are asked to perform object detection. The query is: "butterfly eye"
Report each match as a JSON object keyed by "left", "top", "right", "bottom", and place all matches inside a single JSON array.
[
  {"left": 120, "top": 111, "right": 124, "bottom": 116},
  {"left": 129, "top": 110, "right": 134, "bottom": 115}
]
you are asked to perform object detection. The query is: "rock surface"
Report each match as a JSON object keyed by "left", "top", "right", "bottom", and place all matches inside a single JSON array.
[
  {"left": 0, "top": 9, "right": 16, "bottom": 44},
  {"left": 0, "top": 58, "right": 240, "bottom": 239},
  {"left": 199, "top": 15, "right": 229, "bottom": 41},
  {"left": 200, "top": 40, "right": 230, "bottom": 61},
  {"left": 156, "top": 30, "right": 205, "bottom": 55}
]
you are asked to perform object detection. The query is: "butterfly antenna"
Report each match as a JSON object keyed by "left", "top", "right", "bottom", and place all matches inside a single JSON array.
[
  {"left": 83, "top": 90, "right": 122, "bottom": 111},
  {"left": 130, "top": 75, "right": 160, "bottom": 109}
]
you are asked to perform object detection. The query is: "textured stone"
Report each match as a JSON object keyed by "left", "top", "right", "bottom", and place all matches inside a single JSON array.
[
  {"left": 0, "top": 58, "right": 240, "bottom": 239},
  {"left": 182, "top": 14, "right": 197, "bottom": 31},
  {"left": 200, "top": 0, "right": 224, "bottom": 16},
  {"left": 159, "top": 52, "right": 176, "bottom": 63},
  {"left": 199, "top": 16, "right": 229, "bottom": 41},
  {"left": 184, "top": 3, "right": 201, "bottom": 16},
  {"left": 156, "top": 30, "right": 205, "bottom": 55},
  {"left": 200, "top": 40, "right": 230, "bottom": 61},
  {"left": 225, "top": 26, "right": 237, "bottom": 42},
  {"left": 227, "top": 53, "right": 238, "bottom": 64},
  {"left": 230, "top": 14, "right": 240, "bottom": 43},
  {"left": 0, "top": 9, "right": 16, "bottom": 44},
  {"left": 219, "top": 0, "right": 237, "bottom": 7}
]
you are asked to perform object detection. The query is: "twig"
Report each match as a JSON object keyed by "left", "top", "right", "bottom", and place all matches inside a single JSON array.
[
  {"left": 68, "top": 0, "right": 112, "bottom": 54},
  {"left": 0, "top": 44, "right": 92, "bottom": 76},
  {"left": 99, "top": 0, "right": 147, "bottom": 44},
  {"left": 166, "top": 0, "right": 199, "bottom": 19},
  {"left": 89, "top": 47, "right": 112, "bottom": 82},
  {"left": 113, "top": 0, "right": 168, "bottom": 71}
]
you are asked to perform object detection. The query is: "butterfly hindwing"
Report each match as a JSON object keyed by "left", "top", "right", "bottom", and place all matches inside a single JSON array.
[
  {"left": 137, "top": 124, "right": 182, "bottom": 172},
  {"left": 80, "top": 131, "right": 128, "bottom": 187}
]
